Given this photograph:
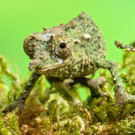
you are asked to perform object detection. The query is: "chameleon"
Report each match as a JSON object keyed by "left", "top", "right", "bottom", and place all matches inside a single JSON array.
[{"left": 3, "top": 11, "right": 135, "bottom": 113}]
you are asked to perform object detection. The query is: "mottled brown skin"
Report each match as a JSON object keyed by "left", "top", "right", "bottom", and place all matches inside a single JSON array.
[{"left": 3, "top": 12, "right": 135, "bottom": 113}]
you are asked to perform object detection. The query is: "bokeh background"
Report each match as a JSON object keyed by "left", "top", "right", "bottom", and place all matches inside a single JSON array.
[{"left": 0, "top": 0, "right": 135, "bottom": 79}]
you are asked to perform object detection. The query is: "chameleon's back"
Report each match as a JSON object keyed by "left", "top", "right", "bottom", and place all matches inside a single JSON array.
[{"left": 66, "top": 12, "right": 106, "bottom": 60}]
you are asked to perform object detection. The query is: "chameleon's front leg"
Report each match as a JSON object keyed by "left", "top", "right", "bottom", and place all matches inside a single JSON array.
[
  {"left": 2, "top": 71, "right": 40, "bottom": 113},
  {"left": 96, "top": 60, "right": 135, "bottom": 106}
]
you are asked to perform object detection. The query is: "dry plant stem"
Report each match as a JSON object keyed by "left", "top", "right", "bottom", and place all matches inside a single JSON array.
[
  {"left": 83, "top": 108, "right": 92, "bottom": 125},
  {"left": 115, "top": 41, "right": 135, "bottom": 52},
  {"left": 2, "top": 71, "right": 40, "bottom": 113}
]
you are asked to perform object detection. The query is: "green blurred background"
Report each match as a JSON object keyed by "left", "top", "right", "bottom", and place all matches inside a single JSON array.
[{"left": 0, "top": 0, "right": 135, "bottom": 79}]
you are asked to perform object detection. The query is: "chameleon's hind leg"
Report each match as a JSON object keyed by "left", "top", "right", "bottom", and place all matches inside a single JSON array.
[
  {"left": 86, "top": 77, "right": 108, "bottom": 97},
  {"left": 96, "top": 59, "right": 135, "bottom": 107},
  {"left": 2, "top": 71, "right": 40, "bottom": 113},
  {"left": 72, "top": 77, "right": 107, "bottom": 97}
]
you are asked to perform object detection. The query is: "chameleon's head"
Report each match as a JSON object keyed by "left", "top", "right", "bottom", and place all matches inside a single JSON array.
[{"left": 23, "top": 32, "right": 75, "bottom": 75}]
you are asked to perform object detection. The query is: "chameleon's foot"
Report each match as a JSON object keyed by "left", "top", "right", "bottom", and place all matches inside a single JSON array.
[
  {"left": 115, "top": 87, "right": 135, "bottom": 107},
  {"left": 87, "top": 77, "right": 108, "bottom": 97},
  {"left": 2, "top": 99, "right": 25, "bottom": 113},
  {"left": 115, "top": 94, "right": 135, "bottom": 108}
]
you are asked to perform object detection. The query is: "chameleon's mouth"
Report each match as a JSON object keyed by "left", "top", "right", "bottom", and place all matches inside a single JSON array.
[{"left": 35, "top": 59, "right": 75, "bottom": 74}]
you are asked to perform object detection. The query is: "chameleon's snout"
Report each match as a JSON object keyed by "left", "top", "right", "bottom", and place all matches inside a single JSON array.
[{"left": 28, "top": 59, "right": 40, "bottom": 71}]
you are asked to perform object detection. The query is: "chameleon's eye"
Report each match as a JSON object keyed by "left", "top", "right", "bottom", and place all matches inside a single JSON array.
[
  {"left": 55, "top": 42, "right": 71, "bottom": 59},
  {"left": 50, "top": 34, "right": 73, "bottom": 59},
  {"left": 59, "top": 43, "right": 66, "bottom": 49}
]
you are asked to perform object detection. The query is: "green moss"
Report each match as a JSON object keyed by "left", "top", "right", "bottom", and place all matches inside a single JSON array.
[
  {"left": 0, "top": 47, "right": 135, "bottom": 134},
  {"left": 0, "top": 115, "right": 12, "bottom": 135}
]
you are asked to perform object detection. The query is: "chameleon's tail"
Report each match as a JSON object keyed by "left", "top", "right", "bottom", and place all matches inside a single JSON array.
[{"left": 115, "top": 41, "right": 135, "bottom": 52}]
